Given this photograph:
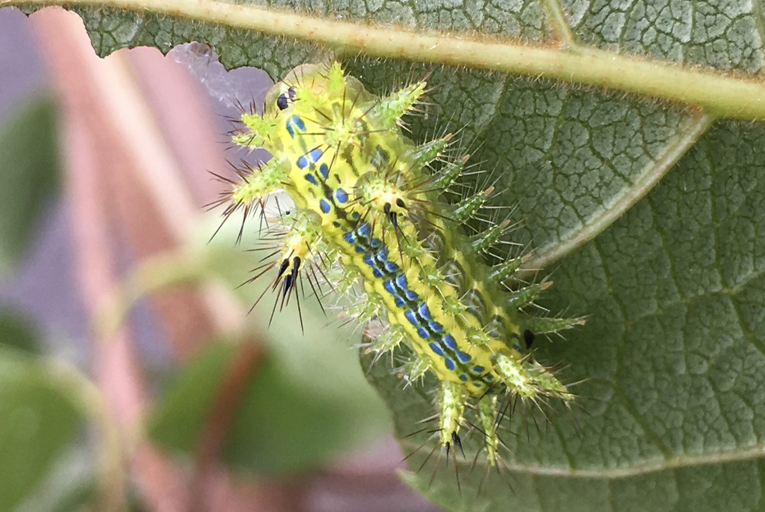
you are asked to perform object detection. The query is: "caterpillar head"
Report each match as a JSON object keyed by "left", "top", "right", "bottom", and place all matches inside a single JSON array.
[{"left": 263, "top": 62, "right": 369, "bottom": 117}]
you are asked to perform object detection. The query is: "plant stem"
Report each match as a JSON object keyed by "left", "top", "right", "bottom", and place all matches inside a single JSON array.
[
  {"left": 47, "top": 359, "right": 127, "bottom": 512},
  {"left": 94, "top": 249, "right": 209, "bottom": 343},
  {"left": 10, "top": 0, "right": 765, "bottom": 120}
]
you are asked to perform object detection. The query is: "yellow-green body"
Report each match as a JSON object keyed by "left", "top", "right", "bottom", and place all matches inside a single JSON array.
[{"left": 226, "top": 62, "right": 581, "bottom": 464}]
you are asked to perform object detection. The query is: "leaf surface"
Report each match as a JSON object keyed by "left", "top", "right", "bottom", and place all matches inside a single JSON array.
[
  {"left": 7, "top": 0, "right": 765, "bottom": 509},
  {"left": 366, "top": 119, "right": 765, "bottom": 511}
]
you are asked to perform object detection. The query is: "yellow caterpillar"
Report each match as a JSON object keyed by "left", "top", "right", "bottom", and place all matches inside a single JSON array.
[{"left": 218, "top": 61, "right": 584, "bottom": 470}]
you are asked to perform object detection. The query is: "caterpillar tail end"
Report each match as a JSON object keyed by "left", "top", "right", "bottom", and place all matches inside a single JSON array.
[{"left": 437, "top": 384, "right": 503, "bottom": 469}]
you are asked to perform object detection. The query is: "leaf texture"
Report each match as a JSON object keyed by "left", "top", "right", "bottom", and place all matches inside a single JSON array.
[{"left": 7, "top": 0, "right": 765, "bottom": 509}]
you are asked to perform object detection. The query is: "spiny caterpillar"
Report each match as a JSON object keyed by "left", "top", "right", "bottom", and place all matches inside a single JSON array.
[{"left": 214, "top": 62, "right": 584, "bottom": 475}]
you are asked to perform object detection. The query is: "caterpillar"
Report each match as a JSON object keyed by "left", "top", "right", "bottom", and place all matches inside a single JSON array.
[{"left": 214, "top": 61, "right": 584, "bottom": 478}]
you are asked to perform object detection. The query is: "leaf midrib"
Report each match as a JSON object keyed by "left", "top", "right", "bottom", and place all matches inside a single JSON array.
[
  {"left": 9, "top": 0, "right": 765, "bottom": 121},
  {"left": 399, "top": 435, "right": 765, "bottom": 479}
]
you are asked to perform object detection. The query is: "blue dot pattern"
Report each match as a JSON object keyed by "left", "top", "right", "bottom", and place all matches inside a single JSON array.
[
  {"left": 340, "top": 222, "right": 493, "bottom": 390},
  {"left": 309, "top": 148, "right": 322, "bottom": 163},
  {"left": 297, "top": 147, "right": 324, "bottom": 170},
  {"left": 286, "top": 115, "right": 306, "bottom": 138}
]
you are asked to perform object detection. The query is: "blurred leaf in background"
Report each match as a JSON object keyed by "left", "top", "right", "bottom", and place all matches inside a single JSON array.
[
  {"left": 0, "top": 308, "right": 41, "bottom": 354},
  {"left": 0, "top": 348, "right": 84, "bottom": 512},
  {"left": 0, "top": 95, "right": 60, "bottom": 274}
]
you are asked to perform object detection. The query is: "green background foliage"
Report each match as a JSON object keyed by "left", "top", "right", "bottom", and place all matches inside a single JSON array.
[
  {"left": 149, "top": 258, "right": 389, "bottom": 475},
  {"left": 0, "top": 347, "right": 83, "bottom": 512},
  {"left": 0, "top": 96, "right": 59, "bottom": 274},
  {"left": 4, "top": 0, "right": 765, "bottom": 510}
]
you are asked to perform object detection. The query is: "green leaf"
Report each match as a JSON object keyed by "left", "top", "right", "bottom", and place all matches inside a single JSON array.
[
  {"left": 13, "top": 448, "right": 95, "bottom": 512},
  {"left": 149, "top": 301, "right": 390, "bottom": 474},
  {"left": 0, "top": 95, "right": 60, "bottom": 273},
  {"left": 7, "top": 0, "right": 765, "bottom": 508},
  {"left": 560, "top": 0, "right": 765, "bottom": 71},
  {"left": 222, "top": 304, "right": 389, "bottom": 473},
  {"left": 0, "top": 349, "right": 83, "bottom": 512},
  {"left": 0, "top": 309, "right": 41, "bottom": 354}
]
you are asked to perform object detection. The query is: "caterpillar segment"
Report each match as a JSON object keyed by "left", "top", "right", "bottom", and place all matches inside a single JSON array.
[
  {"left": 242, "top": 211, "right": 333, "bottom": 329},
  {"left": 221, "top": 62, "right": 583, "bottom": 470}
]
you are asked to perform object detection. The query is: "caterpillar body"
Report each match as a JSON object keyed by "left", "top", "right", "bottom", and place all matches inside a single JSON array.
[{"left": 219, "top": 62, "right": 584, "bottom": 471}]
